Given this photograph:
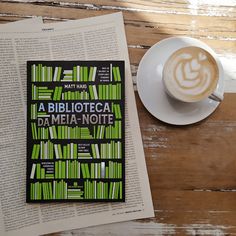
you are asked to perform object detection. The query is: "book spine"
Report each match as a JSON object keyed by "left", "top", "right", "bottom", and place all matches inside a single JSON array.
[
  {"left": 80, "top": 66, "right": 83, "bottom": 82},
  {"left": 110, "top": 64, "right": 112, "bottom": 82},
  {"left": 116, "top": 67, "right": 121, "bottom": 81},
  {"left": 112, "top": 67, "right": 118, "bottom": 82},
  {"left": 30, "top": 163, "right": 36, "bottom": 179},
  {"left": 77, "top": 66, "right": 80, "bottom": 81},
  {"left": 32, "top": 64, "right": 36, "bottom": 82},
  {"left": 92, "top": 67, "right": 97, "bottom": 81}
]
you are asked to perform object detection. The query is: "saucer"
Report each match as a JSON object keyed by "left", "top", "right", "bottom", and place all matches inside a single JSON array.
[{"left": 137, "top": 37, "right": 224, "bottom": 125}]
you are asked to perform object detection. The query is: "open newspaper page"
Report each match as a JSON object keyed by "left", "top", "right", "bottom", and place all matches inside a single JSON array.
[
  {"left": 0, "top": 13, "right": 154, "bottom": 236},
  {"left": 0, "top": 201, "right": 4, "bottom": 236},
  {"left": 0, "top": 17, "right": 43, "bottom": 32}
]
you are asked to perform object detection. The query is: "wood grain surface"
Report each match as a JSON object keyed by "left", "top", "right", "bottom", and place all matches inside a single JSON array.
[{"left": 1, "top": 0, "right": 236, "bottom": 235}]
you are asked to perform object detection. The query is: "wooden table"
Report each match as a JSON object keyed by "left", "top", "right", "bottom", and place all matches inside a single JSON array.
[{"left": 1, "top": 1, "right": 236, "bottom": 235}]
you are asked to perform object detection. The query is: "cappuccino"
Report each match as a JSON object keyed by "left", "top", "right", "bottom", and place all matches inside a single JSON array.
[{"left": 163, "top": 46, "right": 219, "bottom": 102}]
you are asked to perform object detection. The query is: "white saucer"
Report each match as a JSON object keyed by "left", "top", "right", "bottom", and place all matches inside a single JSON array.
[{"left": 137, "top": 37, "right": 224, "bottom": 125}]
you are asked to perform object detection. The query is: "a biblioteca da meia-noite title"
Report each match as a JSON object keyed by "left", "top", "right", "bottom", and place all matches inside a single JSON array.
[
  {"left": 37, "top": 101, "right": 113, "bottom": 127},
  {"left": 27, "top": 61, "right": 125, "bottom": 202}
]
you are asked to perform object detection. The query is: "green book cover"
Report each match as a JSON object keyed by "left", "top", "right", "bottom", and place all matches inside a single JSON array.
[{"left": 27, "top": 61, "right": 125, "bottom": 202}]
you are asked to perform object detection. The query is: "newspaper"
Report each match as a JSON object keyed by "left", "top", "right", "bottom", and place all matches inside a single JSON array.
[
  {"left": 0, "top": 17, "right": 43, "bottom": 32},
  {"left": 0, "top": 13, "right": 154, "bottom": 236}
]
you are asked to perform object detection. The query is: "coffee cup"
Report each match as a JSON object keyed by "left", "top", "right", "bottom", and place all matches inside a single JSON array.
[{"left": 162, "top": 44, "right": 223, "bottom": 103}]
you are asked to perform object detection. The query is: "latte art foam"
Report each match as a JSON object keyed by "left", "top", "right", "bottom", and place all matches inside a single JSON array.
[{"left": 163, "top": 47, "right": 219, "bottom": 102}]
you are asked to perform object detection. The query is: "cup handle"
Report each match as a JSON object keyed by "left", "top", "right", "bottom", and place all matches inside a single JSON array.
[{"left": 208, "top": 91, "right": 224, "bottom": 102}]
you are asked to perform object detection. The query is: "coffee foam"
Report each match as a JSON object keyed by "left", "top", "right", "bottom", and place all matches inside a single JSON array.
[{"left": 163, "top": 47, "right": 219, "bottom": 102}]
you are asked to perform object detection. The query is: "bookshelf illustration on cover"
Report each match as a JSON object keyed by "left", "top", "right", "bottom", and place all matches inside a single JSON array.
[{"left": 27, "top": 61, "right": 125, "bottom": 202}]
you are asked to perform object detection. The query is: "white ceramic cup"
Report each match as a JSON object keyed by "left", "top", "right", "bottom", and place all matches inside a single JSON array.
[{"left": 161, "top": 37, "right": 224, "bottom": 103}]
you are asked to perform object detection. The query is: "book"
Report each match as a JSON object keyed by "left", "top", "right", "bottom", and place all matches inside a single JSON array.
[{"left": 27, "top": 60, "right": 125, "bottom": 202}]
